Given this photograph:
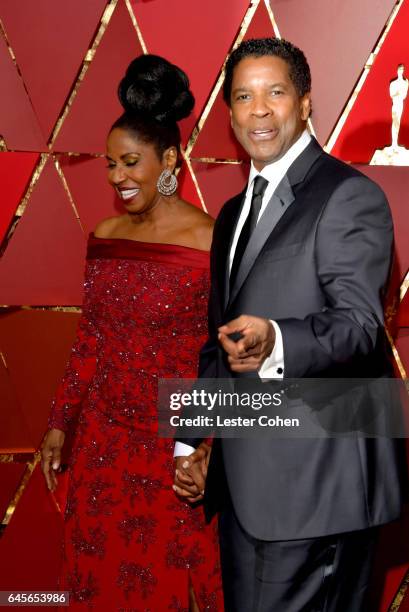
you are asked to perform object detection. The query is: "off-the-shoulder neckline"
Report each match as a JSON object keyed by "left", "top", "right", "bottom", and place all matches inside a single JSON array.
[{"left": 89, "top": 232, "right": 209, "bottom": 254}]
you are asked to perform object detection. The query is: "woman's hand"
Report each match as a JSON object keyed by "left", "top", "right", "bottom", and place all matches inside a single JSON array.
[{"left": 41, "top": 428, "right": 65, "bottom": 491}]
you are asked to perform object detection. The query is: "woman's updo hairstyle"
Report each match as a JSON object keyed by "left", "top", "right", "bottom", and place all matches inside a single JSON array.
[{"left": 111, "top": 54, "right": 195, "bottom": 162}]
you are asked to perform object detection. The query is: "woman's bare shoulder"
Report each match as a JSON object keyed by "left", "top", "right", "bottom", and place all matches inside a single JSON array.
[
  {"left": 93, "top": 216, "right": 126, "bottom": 238},
  {"left": 180, "top": 202, "right": 214, "bottom": 250},
  {"left": 181, "top": 201, "right": 214, "bottom": 225}
]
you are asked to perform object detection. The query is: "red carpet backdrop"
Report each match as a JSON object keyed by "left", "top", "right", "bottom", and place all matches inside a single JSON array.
[{"left": 0, "top": 0, "right": 408, "bottom": 609}]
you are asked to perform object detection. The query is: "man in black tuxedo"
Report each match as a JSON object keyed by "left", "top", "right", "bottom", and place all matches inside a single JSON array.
[{"left": 174, "top": 38, "right": 406, "bottom": 611}]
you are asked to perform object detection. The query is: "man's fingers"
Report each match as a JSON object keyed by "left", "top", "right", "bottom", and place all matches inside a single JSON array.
[
  {"left": 174, "top": 479, "right": 200, "bottom": 495},
  {"left": 179, "top": 458, "right": 206, "bottom": 493},
  {"left": 228, "top": 355, "right": 263, "bottom": 372},
  {"left": 218, "top": 316, "right": 248, "bottom": 335},
  {"left": 173, "top": 469, "right": 200, "bottom": 496},
  {"left": 241, "top": 345, "right": 261, "bottom": 357},
  {"left": 175, "top": 469, "right": 200, "bottom": 496},
  {"left": 187, "top": 464, "right": 205, "bottom": 493},
  {"left": 175, "top": 456, "right": 205, "bottom": 492},
  {"left": 181, "top": 447, "right": 207, "bottom": 470},
  {"left": 219, "top": 318, "right": 261, "bottom": 357},
  {"left": 173, "top": 484, "right": 203, "bottom": 503},
  {"left": 218, "top": 332, "right": 241, "bottom": 359},
  {"left": 173, "top": 484, "right": 192, "bottom": 498},
  {"left": 201, "top": 460, "right": 208, "bottom": 478},
  {"left": 175, "top": 469, "right": 194, "bottom": 485},
  {"left": 235, "top": 335, "right": 261, "bottom": 355},
  {"left": 174, "top": 444, "right": 210, "bottom": 503},
  {"left": 228, "top": 354, "right": 260, "bottom": 365}
]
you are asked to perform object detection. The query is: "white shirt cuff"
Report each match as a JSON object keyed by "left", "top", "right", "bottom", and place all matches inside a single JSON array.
[
  {"left": 174, "top": 442, "right": 195, "bottom": 457},
  {"left": 258, "top": 320, "right": 284, "bottom": 380}
]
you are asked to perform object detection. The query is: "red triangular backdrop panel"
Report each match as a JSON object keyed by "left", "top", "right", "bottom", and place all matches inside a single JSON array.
[
  {"left": 130, "top": 0, "right": 249, "bottom": 144},
  {"left": 0, "top": 466, "right": 63, "bottom": 592},
  {"left": 0, "top": 159, "right": 86, "bottom": 305},
  {"left": 368, "top": 507, "right": 409, "bottom": 611},
  {"left": 192, "top": 161, "right": 248, "bottom": 218},
  {"left": 332, "top": 2, "right": 409, "bottom": 162},
  {"left": 177, "top": 162, "right": 202, "bottom": 210},
  {"left": 0, "top": 0, "right": 108, "bottom": 141},
  {"left": 191, "top": 1, "right": 278, "bottom": 160},
  {"left": 0, "top": 152, "right": 38, "bottom": 243},
  {"left": 0, "top": 310, "right": 80, "bottom": 450},
  {"left": 0, "top": 359, "right": 33, "bottom": 452},
  {"left": 0, "top": 33, "right": 46, "bottom": 151},
  {"left": 58, "top": 154, "right": 120, "bottom": 236},
  {"left": 354, "top": 166, "right": 409, "bottom": 289},
  {"left": 0, "top": 463, "right": 26, "bottom": 521},
  {"left": 53, "top": 0, "right": 144, "bottom": 154},
  {"left": 270, "top": 0, "right": 396, "bottom": 145}
]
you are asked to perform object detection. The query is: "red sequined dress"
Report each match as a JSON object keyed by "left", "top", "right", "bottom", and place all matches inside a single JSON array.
[{"left": 49, "top": 235, "right": 223, "bottom": 611}]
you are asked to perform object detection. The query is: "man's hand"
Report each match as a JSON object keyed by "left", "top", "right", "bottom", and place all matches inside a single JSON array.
[
  {"left": 41, "top": 428, "right": 65, "bottom": 491},
  {"left": 218, "top": 315, "right": 276, "bottom": 372},
  {"left": 173, "top": 442, "right": 211, "bottom": 503}
]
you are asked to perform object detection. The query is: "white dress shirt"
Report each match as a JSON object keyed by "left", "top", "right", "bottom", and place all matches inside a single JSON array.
[{"left": 174, "top": 130, "right": 312, "bottom": 457}]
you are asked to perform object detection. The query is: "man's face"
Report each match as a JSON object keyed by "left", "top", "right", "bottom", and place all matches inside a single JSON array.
[{"left": 229, "top": 55, "right": 311, "bottom": 170}]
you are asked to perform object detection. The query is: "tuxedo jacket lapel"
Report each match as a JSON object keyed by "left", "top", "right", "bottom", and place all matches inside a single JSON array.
[
  {"left": 212, "top": 189, "right": 246, "bottom": 311},
  {"left": 226, "top": 137, "right": 323, "bottom": 309},
  {"left": 228, "top": 175, "right": 295, "bottom": 307}
]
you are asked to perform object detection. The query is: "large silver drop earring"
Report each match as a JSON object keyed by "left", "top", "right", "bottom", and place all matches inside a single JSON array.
[{"left": 157, "top": 169, "right": 178, "bottom": 196}]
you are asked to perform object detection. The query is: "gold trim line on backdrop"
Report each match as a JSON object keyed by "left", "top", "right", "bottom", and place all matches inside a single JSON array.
[
  {"left": 53, "top": 157, "right": 84, "bottom": 232},
  {"left": 180, "top": 151, "right": 208, "bottom": 213},
  {"left": 184, "top": 0, "right": 316, "bottom": 161},
  {"left": 386, "top": 328, "right": 408, "bottom": 379},
  {"left": 0, "top": 306, "right": 82, "bottom": 312},
  {"left": 124, "top": 0, "right": 148, "bottom": 54},
  {"left": 49, "top": 0, "right": 118, "bottom": 148},
  {"left": 0, "top": 351, "right": 7, "bottom": 368},
  {"left": 184, "top": 0, "right": 262, "bottom": 159},
  {"left": 1, "top": 453, "right": 39, "bottom": 527},
  {"left": 190, "top": 158, "right": 244, "bottom": 164},
  {"left": 401, "top": 270, "right": 409, "bottom": 302},
  {"left": 389, "top": 568, "right": 409, "bottom": 612},
  {"left": 0, "top": 153, "right": 48, "bottom": 258}
]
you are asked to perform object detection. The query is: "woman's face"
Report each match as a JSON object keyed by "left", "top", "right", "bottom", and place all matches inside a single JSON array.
[{"left": 106, "top": 128, "right": 169, "bottom": 215}]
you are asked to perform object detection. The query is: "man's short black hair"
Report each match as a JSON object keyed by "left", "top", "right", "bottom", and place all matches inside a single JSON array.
[{"left": 223, "top": 37, "right": 311, "bottom": 105}]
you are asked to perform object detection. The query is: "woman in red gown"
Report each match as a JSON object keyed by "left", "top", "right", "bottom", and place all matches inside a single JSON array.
[{"left": 41, "top": 55, "right": 223, "bottom": 611}]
